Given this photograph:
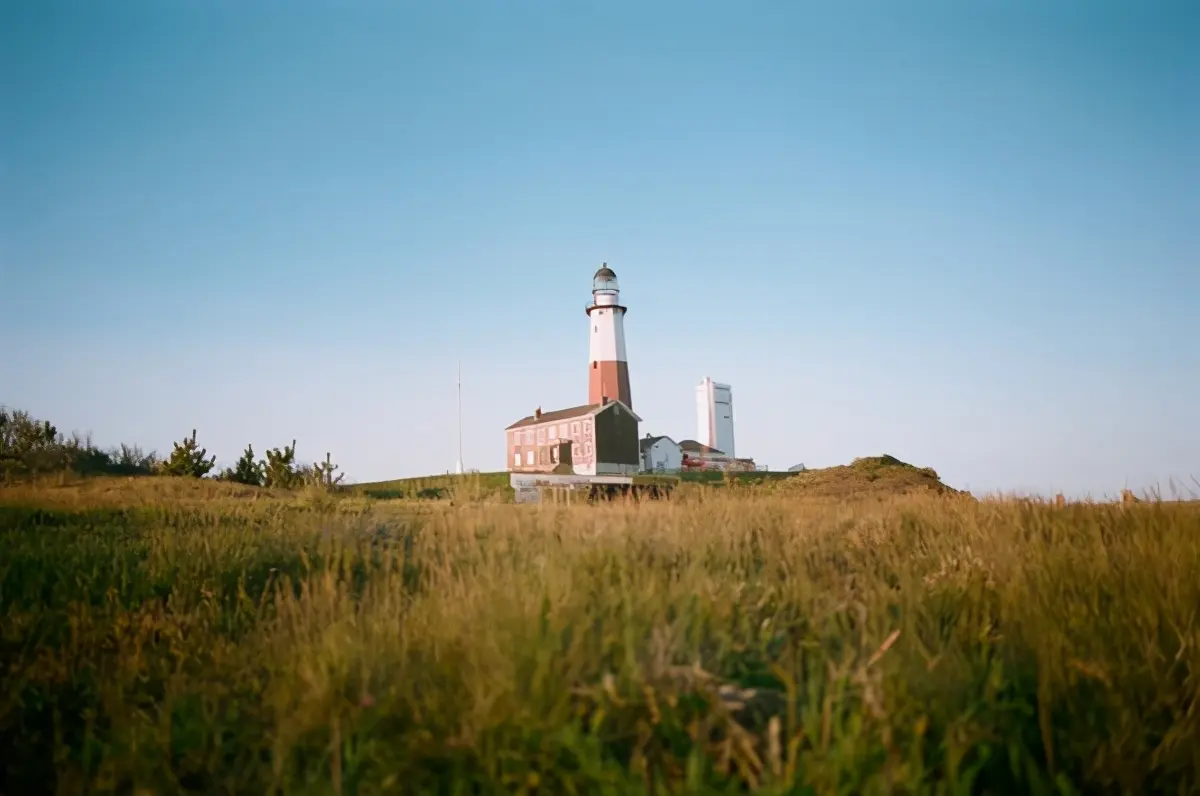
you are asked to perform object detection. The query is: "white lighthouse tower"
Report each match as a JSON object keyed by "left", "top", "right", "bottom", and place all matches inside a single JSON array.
[{"left": 586, "top": 263, "right": 632, "bottom": 409}]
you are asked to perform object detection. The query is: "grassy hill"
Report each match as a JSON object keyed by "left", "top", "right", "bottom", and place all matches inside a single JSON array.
[
  {"left": 348, "top": 455, "right": 956, "bottom": 502},
  {"left": 770, "top": 454, "right": 960, "bottom": 499}
]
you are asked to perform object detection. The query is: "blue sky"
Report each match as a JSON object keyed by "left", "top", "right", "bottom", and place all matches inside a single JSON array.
[{"left": 2, "top": 1, "right": 1197, "bottom": 497}]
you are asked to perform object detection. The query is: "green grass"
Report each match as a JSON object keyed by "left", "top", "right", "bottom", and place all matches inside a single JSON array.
[
  {"left": 677, "top": 470, "right": 797, "bottom": 485},
  {"left": 2, "top": 477, "right": 1199, "bottom": 794},
  {"left": 345, "top": 454, "right": 940, "bottom": 500},
  {"left": 349, "top": 471, "right": 512, "bottom": 501},
  {"left": 348, "top": 468, "right": 797, "bottom": 500},
  {"left": 347, "top": 470, "right": 795, "bottom": 500}
]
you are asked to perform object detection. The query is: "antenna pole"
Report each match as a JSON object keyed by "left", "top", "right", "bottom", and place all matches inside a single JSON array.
[{"left": 456, "top": 360, "right": 464, "bottom": 474}]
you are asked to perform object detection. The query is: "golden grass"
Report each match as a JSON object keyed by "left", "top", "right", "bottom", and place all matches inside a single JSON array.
[{"left": 2, "top": 477, "right": 1199, "bottom": 794}]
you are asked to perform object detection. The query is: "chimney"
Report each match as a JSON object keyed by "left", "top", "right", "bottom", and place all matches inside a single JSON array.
[
  {"left": 601, "top": 396, "right": 609, "bottom": 405},
  {"left": 535, "top": 406, "right": 542, "bottom": 419}
]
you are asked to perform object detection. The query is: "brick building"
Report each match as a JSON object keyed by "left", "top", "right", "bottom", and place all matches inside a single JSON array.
[{"left": 506, "top": 398, "right": 641, "bottom": 476}]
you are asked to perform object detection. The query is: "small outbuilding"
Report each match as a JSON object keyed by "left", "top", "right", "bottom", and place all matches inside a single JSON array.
[{"left": 639, "top": 434, "right": 683, "bottom": 473}]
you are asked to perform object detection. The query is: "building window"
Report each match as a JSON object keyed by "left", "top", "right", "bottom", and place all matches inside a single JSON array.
[
  {"left": 548, "top": 424, "right": 557, "bottom": 440},
  {"left": 523, "top": 430, "right": 534, "bottom": 445},
  {"left": 559, "top": 423, "right": 568, "bottom": 438},
  {"left": 537, "top": 427, "right": 545, "bottom": 444},
  {"left": 526, "top": 450, "right": 534, "bottom": 466},
  {"left": 571, "top": 422, "right": 580, "bottom": 436},
  {"left": 513, "top": 452, "right": 521, "bottom": 467},
  {"left": 550, "top": 447, "right": 558, "bottom": 463}
]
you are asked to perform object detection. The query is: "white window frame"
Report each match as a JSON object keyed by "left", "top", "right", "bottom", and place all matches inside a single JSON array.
[
  {"left": 526, "top": 450, "right": 534, "bottom": 466},
  {"left": 513, "top": 452, "right": 521, "bottom": 467}
]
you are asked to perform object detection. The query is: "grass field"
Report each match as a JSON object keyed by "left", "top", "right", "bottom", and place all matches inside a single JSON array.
[
  {"left": 2, "top": 473, "right": 1199, "bottom": 794},
  {"left": 347, "top": 468, "right": 799, "bottom": 502}
]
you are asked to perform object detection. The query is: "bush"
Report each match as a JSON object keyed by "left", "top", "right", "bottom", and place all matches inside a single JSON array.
[
  {"left": 160, "top": 429, "right": 216, "bottom": 478},
  {"left": 262, "top": 440, "right": 299, "bottom": 488},
  {"left": 217, "top": 444, "right": 264, "bottom": 486},
  {"left": 0, "top": 407, "right": 158, "bottom": 480}
]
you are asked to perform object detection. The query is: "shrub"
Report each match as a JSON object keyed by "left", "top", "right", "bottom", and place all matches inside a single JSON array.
[
  {"left": 262, "top": 440, "right": 299, "bottom": 488},
  {"left": 0, "top": 407, "right": 158, "bottom": 480},
  {"left": 218, "top": 444, "right": 264, "bottom": 486},
  {"left": 309, "top": 452, "right": 344, "bottom": 489},
  {"left": 160, "top": 429, "right": 216, "bottom": 478}
]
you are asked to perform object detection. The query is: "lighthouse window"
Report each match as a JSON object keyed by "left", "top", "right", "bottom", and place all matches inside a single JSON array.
[{"left": 594, "top": 326, "right": 598, "bottom": 332}]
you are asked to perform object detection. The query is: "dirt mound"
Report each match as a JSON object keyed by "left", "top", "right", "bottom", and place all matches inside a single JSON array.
[{"left": 776, "top": 454, "right": 958, "bottom": 500}]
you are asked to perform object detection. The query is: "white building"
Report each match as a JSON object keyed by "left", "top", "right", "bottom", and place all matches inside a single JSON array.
[
  {"left": 695, "top": 377, "right": 735, "bottom": 459},
  {"left": 640, "top": 434, "right": 682, "bottom": 473}
]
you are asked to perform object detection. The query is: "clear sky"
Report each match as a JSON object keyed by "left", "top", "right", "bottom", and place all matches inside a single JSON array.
[{"left": 2, "top": 1, "right": 1197, "bottom": 498}]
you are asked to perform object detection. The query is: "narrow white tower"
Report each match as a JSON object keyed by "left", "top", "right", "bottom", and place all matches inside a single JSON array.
[
  {"left": 696, "top": 377, "right": 735, "bottom": 457},
  {"left": 586, "top": 263, "right": 632, "bottom": 408}
]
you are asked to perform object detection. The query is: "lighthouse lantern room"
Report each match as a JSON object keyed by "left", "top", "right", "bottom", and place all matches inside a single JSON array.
[{"left": 586, "top": 263, "right": 632, "bottom": 409}]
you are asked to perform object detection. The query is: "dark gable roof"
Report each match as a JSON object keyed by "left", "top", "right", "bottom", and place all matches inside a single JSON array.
[
  {"left": 506, "top": 403, "right": 598, "bottom": 430},
  {"left": 639, "top": 434, "right": 676, "bottom": 453},
  {"left": 506, "top": 399, "right": 643, "bottom": 430},
  {"left": 678, "top": 439, "right": 724, "bottom": 455}
]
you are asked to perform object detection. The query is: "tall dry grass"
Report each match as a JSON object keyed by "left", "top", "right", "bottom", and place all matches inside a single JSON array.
[{"left": 1, "top": 479, "right": 1198, "bottom": 794}]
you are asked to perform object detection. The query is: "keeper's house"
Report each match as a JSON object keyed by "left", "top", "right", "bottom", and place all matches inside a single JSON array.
[{"left": 506, "top": 398, "right": 642, "bottom": 476}]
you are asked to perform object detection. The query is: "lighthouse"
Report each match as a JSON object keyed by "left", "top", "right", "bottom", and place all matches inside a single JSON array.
[{"left": 586, "top": 263, "right": 632, "bottom": 409}]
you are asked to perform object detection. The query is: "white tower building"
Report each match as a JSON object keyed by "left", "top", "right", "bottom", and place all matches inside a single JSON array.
[
  {"left": 586, "top": 263, "right": 632, "bottom": 408},
  {"left": 696, "top": 377, "right": 735, "bottom": 457}
]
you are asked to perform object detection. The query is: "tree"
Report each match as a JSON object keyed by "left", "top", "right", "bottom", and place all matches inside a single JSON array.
[
  {"left": 262, "top": 439, "right": 298, "bottom": 488},
  {"left": 160, "top": 429, "right": 216, "bottom": 478},
  {"left": 1, "top": 407, "right": 162, "bottom": 479},
  {"left": 218, "top": 444, "right": 264, "bottom": 486},
  {"left": 1, "top": 407, "right": 71, "bottom": 477},
  {"left": 310, "top": 451, "right": 345, "bottom": 489}
]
